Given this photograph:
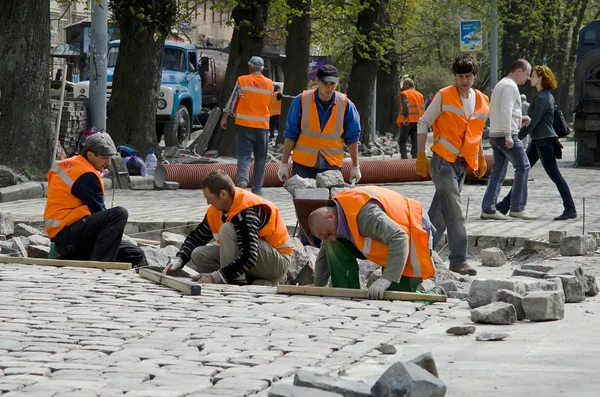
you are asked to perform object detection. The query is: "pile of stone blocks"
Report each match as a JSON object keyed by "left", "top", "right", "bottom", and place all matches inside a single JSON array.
[
  {"left": 0, "top": 215, "right": 50, "bottom": 259},
  {"left": 283, "top": 170, "right": 352, "bottom": 200},
  {"left": 268, "top": 353, "right": 446, "bottom": 397},
  {"left": 50, "top": 98, "right": 88, "bottom": 156}
]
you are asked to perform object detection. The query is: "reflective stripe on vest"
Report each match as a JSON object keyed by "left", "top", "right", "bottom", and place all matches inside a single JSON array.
[
  {"left": 293, "top": 90, "right": 347, "bottom": 168},
  {"left": 333, "top": 186, "right": 434, "bottom": 280},
  {"left": 234, "top": 74, "right": 273, "bottom": 129},
  {"left": 397, "top": 89, "right": 425, "bottom": 124}
]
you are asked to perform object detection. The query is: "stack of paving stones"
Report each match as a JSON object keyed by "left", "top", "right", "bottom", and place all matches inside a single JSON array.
[
  {"left": 468, "top": 230, "right": 599, "bottom": 324},
  {"left": 0, "top": 261, "right": 461, "bottom": 396},
  {"left": 0, "top": 215, "right": 50, "bottom": 259},
  {"left": 50, "top": 98, "right": 88, "bottom": 155}
]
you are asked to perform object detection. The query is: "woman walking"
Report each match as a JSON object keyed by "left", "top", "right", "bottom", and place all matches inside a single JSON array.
[{"left": 496, "top": 65, "right": 577, "bottom": 220}]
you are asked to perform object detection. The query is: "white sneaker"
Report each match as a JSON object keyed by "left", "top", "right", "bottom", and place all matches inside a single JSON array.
[
  {"left": 509, "top": 210, "right": 537, "bottom": 220},
  {"left": 480, "top": 212, "right": 507, "bottom": 220}
]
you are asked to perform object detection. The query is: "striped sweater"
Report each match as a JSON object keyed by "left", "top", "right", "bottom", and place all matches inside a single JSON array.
[{"left": 177, "top": 205, "right": 270, "bottom": 281}]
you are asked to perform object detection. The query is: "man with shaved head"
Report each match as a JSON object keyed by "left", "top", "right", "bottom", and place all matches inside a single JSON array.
[{"left": 308, "top": 186, "right": 435, "bottom": 299}]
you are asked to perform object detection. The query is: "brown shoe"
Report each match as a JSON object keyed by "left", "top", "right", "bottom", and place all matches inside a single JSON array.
[{"left": 449, "top": 263, "right": 477, "bottom": 276}]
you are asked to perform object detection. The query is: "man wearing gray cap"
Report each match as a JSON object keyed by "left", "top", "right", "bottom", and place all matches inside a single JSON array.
[
  {"left": 44, "top": 132, "right": 145, "bottom": 266},
  {"left": 220, "top": 56, "right": 274, "bottom": 195}
]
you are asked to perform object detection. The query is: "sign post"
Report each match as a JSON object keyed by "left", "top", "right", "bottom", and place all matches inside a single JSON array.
[{"left": 460, "top": 20, "right": 483, "bottom": 52}]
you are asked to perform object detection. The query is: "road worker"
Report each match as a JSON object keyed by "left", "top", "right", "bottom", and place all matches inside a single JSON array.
[
  {"left": 269, "top": 85, "right": 282, "bottom": 140},
  {"left": 396, "top": 78, "right": 425, "bottom": 159}
]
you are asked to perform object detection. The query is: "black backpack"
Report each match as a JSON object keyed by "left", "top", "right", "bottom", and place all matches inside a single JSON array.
[{"left": 553, "top": 105, "right": 570, "bottom": 138}]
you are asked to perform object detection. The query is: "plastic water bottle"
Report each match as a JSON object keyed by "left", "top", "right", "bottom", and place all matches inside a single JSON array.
[{"left": 145, "top": 149, "right": 158, "bottom": 176}]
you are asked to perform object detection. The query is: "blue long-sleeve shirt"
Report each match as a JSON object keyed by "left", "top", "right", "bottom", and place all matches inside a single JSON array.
[{"left": 283, "top": 89, "right": 361, "bottom": 168}]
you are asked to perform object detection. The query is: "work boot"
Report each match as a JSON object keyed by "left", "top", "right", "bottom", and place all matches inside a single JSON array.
[
  {"left": 554, "top": 210, "right": 577, "bottom": 221},
  {"left": 237, "top": 182, "right": 248, "bottom": 188},
  {"left": 449, "top": 263, "right": 477, "bottom": 276}
]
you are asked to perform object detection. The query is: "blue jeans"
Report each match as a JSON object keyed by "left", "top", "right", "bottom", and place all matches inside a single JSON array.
[
  {"left": 481, "top": 135, "right": 530, "bottom": 213},
  {"left": 236, "top": 125, "right": 269, "bottom": 194},
  {"left": 499, "top": 138, "right": 575, "bottom": 212},
  {"left": 292, "top": 162, "right": 342, "bottom": 179},
  {"left": 428, "top": 153, "right": 468, "bottom": 268}
]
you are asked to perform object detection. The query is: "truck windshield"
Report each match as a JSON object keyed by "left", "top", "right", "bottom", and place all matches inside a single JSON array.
[
  {"left": 163, "top": 48, "right": 186, "bottom": 71},
  {"left": 107, "top": 46, "right": 186, "bottom": 72}
]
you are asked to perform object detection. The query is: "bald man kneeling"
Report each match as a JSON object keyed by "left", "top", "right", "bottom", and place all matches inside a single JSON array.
[{"left": 308, "top": 186, "right": 435, "bottom": 299}]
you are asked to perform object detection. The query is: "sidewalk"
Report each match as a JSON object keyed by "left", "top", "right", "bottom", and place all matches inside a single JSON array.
[{"left": 0, "top": 140, "right": 597, "bottom": 239}]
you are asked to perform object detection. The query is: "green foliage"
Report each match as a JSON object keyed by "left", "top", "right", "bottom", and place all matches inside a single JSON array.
[{"left": 410, "top": 64, "right": 455, "bottom": 96}]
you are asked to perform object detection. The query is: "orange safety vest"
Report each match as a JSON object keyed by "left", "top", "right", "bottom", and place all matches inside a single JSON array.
[
  {"left": 334, "top": 186, "right": 434, "bottom": 280},
  {"left": 431, "top": 85, "right": 489, "bottom": 170},
  {"left": 205, "top": 188, "right": 293, "bottom": 256},
  {"left": 396, "top": 89, "right": 425, "bottom": 125},
  {"left": 235, "top": 74, "right": 274, "bottom": 129},
  {"left": 292, "top": 90, "right": 348, "bottom": 168},
  {"left": 269, "top": 92, "right": 281, "bottom": 116},
  {"left": 44, "top": 155, "right": 105, "bottom": 238}
]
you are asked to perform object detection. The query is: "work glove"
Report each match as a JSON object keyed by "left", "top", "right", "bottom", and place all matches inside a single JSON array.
[
  {"left": 474, "top": 155, "right": 487, "bottom": 178},
  {"left": 349, "top": 166, "right": 361, "bottom": 185},
  {"left": 368, "top": 278, "right": 393, "bottom": 300},
  {"left": 415, "top": 152, "right": 431, "bottom": 177},
  {"left": 277, "top": 162, "right": 289, "bottom": 181},
  {"left": 163, "top": 257, "right": 184, "bottom": 274},
  {"left": 192, "top": 270, "right": 226, "bottom": 284}
]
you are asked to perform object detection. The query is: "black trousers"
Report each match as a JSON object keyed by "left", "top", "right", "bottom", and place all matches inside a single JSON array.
[
  {"left": 269, "top": 115, "right": 280, "bottom": 139},
  {"left": 52, "top": 207, "right": 145, "bottom": 267},
  {"left": 399, "top": 123, "right": 418, "bottom": 159}
]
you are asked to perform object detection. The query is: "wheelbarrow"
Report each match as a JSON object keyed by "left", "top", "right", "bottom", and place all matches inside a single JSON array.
[{"left": 292, "top": 198, "right": 329, "bottom": 247}]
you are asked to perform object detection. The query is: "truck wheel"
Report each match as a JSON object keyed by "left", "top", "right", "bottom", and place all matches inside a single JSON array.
[
  {"left": 164, "top": 105, "right": 191, "bottom": 148},
  {"left": 576, "top": 139, "right": 595, "bottom": 166}
]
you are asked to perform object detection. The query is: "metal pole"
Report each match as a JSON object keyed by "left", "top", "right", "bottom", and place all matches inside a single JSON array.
[
  {"left": 490, "top": 0, "right": 499, "bottom": 90},
  {"left": 89, "top": 0, "right": 108, "bottom": 131},
  {"left": 371, "top": 78, "right": 377, "bottom": 142},
  {"left": 51, "top": 65, "right": 69, "bottom": 167},
  {"left": 583, "top": 197, "right": 586, "bottom": 235}
]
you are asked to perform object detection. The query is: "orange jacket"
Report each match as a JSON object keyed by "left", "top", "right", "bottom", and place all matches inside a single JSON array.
[
  {"left": 431, "top": 86, "right": 489, "bottom": 170},
  {"left": 206, "top": 188, "right": 293, "bottom": 255},
  {"left": 235, "top": 74, "right": 274, "bottom": 129},
  {"left": 292, "top": 90, "right": 347, "bottom": 168},
  {"left": 396, "top": 89, "right": 425, "bottom": 125},
  {"left": 44, "top": 155, "right": 104, "bottom": 238},
  {"left": 333, "top": 186, "right": 434, "bottom": 280},
  {"left": 269, "top": 92, "right": 281, "bottom": 116}
]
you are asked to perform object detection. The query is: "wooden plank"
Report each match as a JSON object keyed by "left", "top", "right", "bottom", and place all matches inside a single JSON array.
[
  {"left": 276, "top": 285, "right": 446, "bottom": 302},
  {"left": 138, "top": 268, "right": 201, "bottom": 296},
  {"left": 0, "top": 256, "right": 131, "bottom": 270},
  {"left": 195, "top": 107, "right": 222, "bottom": 155},
  {"left": 133, "top": 238, "right": 161, "bottom": 246}
]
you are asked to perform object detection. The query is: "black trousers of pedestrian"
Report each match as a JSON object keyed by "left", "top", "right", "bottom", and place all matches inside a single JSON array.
[
  {"left": 52, "top": 207, "right": 145, "bottom": 267},
  {"left": 269, "top": 115, "right": 280, "bottom": 140},
  {"left": 399, "top": 123, "right": 418, "bottom": 159}
]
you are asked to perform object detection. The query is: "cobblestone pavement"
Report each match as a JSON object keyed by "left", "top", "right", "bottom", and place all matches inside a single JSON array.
[
  {"left": 1, "top": 259, "right": 599, "bottom": 396},
  {"left": 0, "top": 141, "right": 597, "bottom": 240}
]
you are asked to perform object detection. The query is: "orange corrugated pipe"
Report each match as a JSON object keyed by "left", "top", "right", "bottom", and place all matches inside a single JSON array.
[{"left": 154, "top": 156, "right": 493, "bottom": 189}]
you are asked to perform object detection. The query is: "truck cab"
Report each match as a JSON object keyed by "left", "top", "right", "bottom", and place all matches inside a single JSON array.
[{"left": 74, "top": 40, "right": 202, "bottom": 147}]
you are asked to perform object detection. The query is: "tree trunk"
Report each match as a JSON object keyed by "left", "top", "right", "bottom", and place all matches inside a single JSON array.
[
  {"left": 276, "top": 0, "right": 311, "bottom": 146},
  {"left": 345, "top": 0, "right": 389, "bottom": 147},
  {"left": 207, "top": 0, "right": 270, "bottom": 156},
  {"left": 376, "top": 52, "right": 399, "bottom": 137},
  {"left": 0, "top": 0, "right": 52, "bottom": 175},
  {"left": 106, "top": 0, "right": 176, "bottom": 156}
]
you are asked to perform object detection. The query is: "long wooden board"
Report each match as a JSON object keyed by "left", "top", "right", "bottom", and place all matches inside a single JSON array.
[
  {"left": 133, "top": 238, "right": 161, "bottom": 246},
  {"left": 138, "top": 268, "right": 201, "bottom": 296},
  {"left": 276, "top": 285, "right": 447, "bottom": 302},
  {"left": 0, "top": 256, "right": 131, "bottom": 270}
]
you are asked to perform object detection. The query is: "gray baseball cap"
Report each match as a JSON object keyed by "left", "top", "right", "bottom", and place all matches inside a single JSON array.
[
  {"left": 84, "top": 132, "right": 117, "bottom": 156},
  {"left": 248, "top": 56, "right": 265, "bottom": 68}
]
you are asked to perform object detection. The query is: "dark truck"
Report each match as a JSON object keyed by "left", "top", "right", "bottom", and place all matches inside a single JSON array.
[{"left": 574, "top": 20, "right": 600, "bottom": 166}]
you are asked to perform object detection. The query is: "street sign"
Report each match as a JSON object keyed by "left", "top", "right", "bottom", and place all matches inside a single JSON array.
[{"left": 460, "top": 20, "right": 483, "bottom": 52}]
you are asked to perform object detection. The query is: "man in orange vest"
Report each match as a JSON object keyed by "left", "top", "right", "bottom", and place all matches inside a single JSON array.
[
  {"left": 163, "top": 170, "right": 293, "bottom": 285},
  {"left": 277, "top": 65, "right": 362, "bottom": 183},
  {"left": 220, "top": 56, "right": 273, "bottom": 195},
  {"left": 415, "top": 53, "right": 489, "bottom": 276},
  {"left": 269, "top": 85, "right": 282, "bottom": 140},
  {"left": 396, "top": 78, "right": 425, "bottom": 159},
  {"left": 44, "top": 133, "right": 145, "bottom": 266},
  {"left": 307, "top": 186, "right": 435, "bottom": 299}
]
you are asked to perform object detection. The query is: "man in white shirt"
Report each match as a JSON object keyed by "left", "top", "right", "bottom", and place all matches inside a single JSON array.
[{"left": 481, "top": 59, "right": 535, "bottom": 220}]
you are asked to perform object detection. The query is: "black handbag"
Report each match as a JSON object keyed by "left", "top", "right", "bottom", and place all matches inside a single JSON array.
[
  {"left": 553, "top": 137, "right": 563, "bottom": 159},
  {"left": 553, "top": 105, "right": 570, "bottom": 138}
]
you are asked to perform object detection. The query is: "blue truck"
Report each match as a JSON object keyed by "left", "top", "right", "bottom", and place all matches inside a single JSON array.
[{"left": 74, "top": 40, "right": 202, "bottom": 147}]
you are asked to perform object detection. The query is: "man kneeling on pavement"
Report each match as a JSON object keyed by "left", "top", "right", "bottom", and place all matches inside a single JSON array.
[
  {"left": 308, "top": 186, "right": 435, "bottom": 299},
  {"left": 164, "top": 170, "right": 293, "bottom": 285}
]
